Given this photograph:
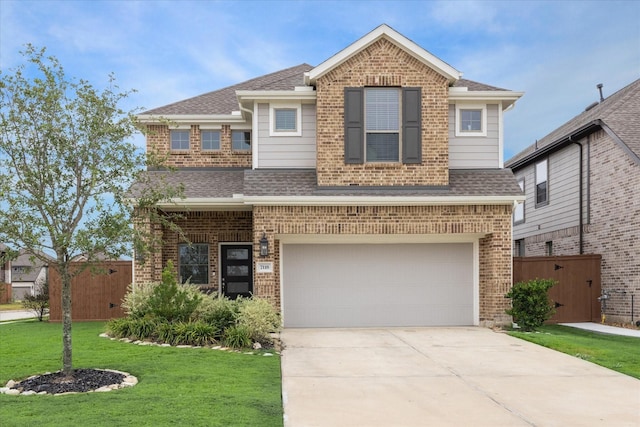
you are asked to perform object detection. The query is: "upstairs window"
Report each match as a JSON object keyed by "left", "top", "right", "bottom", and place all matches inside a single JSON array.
[
  {"left": 365, "top": 88, "right": 400, "bottom": 162},
  {"left": 535, "top": 159, "right": 548, "bottom": 206},
  {"left": 170, "top": 130, "right": 190, "bottom": 151},
  {"left": 344, "top": 87, "right": 421, "bottom": 164},
  {"left": 455, "top": 104, "right": 487, "bottom": 137},
  {"left": 514, "top": 178, "right": 525, "bottom": 224},
  {"left": 201, "top": 130, "right": 220, "bottom": 151},
  {"left": 232, "top": 130, "right": 251, "bottom": 151},
  {"left": 275, "top": 109, "right": 297, "bottom": 131},
  {"left": 270, "top": 104, "right": 302, "bottom": 136}
]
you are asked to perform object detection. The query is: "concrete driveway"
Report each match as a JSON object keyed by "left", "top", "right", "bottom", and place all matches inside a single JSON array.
[{"left": 281, "top": 327, "right": 640, "bottom": 426}]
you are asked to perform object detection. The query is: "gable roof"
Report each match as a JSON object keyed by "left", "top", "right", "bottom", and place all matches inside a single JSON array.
[
  {"left": 306, "top": 24, "right": 461, "bottom": 84},
  {"left": 140, "top": 64, "right": 313, "bottom": 116},
  {"left": 507, "top": 78, "right": 640, "bottom": 169},
  {"left": 11, "top": 250, "right": 53, "bottom": 283}
]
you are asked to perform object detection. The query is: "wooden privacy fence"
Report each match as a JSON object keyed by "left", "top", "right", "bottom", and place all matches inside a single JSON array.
[
  {"left": 513, "top": 255, "right": 601, "bottom": 323},
  {"left": 49, "top": 261, "right": 132, "bottom": 321},
  {"left": 0, "top": 282, "right": 11, "bottom": 304}
]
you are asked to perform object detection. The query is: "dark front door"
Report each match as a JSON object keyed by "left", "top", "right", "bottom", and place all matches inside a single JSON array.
[{"left": 221, "top": 244, "right": 253, "bottom": 299}]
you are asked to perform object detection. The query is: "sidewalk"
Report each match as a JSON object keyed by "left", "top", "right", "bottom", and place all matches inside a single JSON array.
[
  {"left": 0, "top": 310, "right": 37, "bottom": 322},
  {"left": 560, "top": 322, "right": 640, "bottom": 338}
]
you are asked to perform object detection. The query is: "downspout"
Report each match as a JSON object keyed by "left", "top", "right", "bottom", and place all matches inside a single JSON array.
[{"left": 570, "top": 136, "right": 584, "bottom": 254}]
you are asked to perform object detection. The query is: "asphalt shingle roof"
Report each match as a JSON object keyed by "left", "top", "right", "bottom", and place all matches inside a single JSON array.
[
  {"left": 137, "top": 168, "right": 522, "bottom": 200},
  {"left": 142, "top": 64, "right": 314, "bottom": 116},
  {"left": 507, "top": 78, "right": 640, "bottom": 166}
]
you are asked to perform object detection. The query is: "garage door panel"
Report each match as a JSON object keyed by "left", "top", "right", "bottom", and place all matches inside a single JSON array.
[{"left": 283, "top": 243, "right": 474, "bottom": 327}]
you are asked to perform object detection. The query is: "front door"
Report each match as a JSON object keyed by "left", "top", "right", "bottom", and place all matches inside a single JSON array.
[{"left": 221, "top": 244, "right": 253, "bottom": 299}]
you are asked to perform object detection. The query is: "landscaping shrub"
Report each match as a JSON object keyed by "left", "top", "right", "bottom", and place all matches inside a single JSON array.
[
  {"left": 237, "top": 297, "right": 281, "bottom": 345},
  {"left": 170, "top": 321, "right": 216, "bottom": 346},
  {"left": 22, "top": 280, "right": 49, "bottom": 321},
  {"left": 121, "top": 280, "right": 157, "bottom": 319},
  {"left": 193, "top": 294, "right": 239, "bottom": 339},
  {"left": 505, "top": 278, "right": 557, "bottom": 331},
  {"left": 146, "top": 261, "right": 202, "bottom": 322},
  {"left": 106, "top": 317, "right": 133, "bottom": 338},
  {"left": 223, "top": 324, "right": 252, "bottom": 349}
]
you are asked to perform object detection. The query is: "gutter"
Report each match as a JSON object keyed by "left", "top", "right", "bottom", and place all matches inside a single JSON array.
[{"left": 507, "top": 121, "right": 602, "bottom": 170}]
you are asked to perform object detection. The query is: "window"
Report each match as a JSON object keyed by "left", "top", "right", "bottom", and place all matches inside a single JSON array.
[
  {"left": 178, "top": 244, "right": 209, "bottom": 285},
  {"left": 514, "top": 239, "right": 525, "bottom": 257},
  {"left": 365, "top": 88, "right": 400, "bottom": 162},
  {"left": 535, "top": 159, "right": 548, "bottom": 206},
  {"left": 455, "top": 104, "right": 487, "bottom": 136},
  {"left": 232, "top": 130, "right": 251, "bottom": 151},
  {"left": 344, "top": 87, "right": 421, "bottom": 164},
  {"left": 170, "top": 130, "right": 190, "bottom": 151},
  {"left": 545, "top": 241, "right": 553, "bottom": 256},
  {"left": 201, "top": 130, "right": 220, "bottom": 151},
  {"left": 269, "top": 104, "right": 302, "bottom": 136},
  {"left": 514, "top": 178, "right": 525, "bottom": 224}
]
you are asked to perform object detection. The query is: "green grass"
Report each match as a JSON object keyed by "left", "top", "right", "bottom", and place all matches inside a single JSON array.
[
  {"left": 0, "top": 303, "right": 25, "bottom": 311},
  {"left": 0, "top": 321, "right": 283, "bottom": 426},
  {"left": 509, "top": 325, "right": 640, "bottom": 379}
]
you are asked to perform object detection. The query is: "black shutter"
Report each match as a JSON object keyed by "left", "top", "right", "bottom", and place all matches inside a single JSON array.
[
  {"left": 344, "top": 88, "right": 364, "bottom": 164},
  {"left": 402, "top": 87, "right": 422, "bottom": 164}
]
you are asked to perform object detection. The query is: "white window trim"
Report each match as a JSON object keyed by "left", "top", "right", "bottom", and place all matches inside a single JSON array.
[
  {"left": 269, "top": 103, "right": 302, "bottom": 136},
  {"left": 513, "top": 178, "right": 525, "bottom": 224},
  {"left": 455, "top": 103, "right": 487, "bottom": 137},
  {"left": 364, "top": 87, "right": 401, "bottom": 163}
]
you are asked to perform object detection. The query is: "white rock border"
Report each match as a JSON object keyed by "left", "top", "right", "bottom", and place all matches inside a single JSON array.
[
  {"left": 1, "top": 368, "right": 138, "bottom": 396},
  {"left": 99, "top": 332, "right": 279, "bottom": 356}
]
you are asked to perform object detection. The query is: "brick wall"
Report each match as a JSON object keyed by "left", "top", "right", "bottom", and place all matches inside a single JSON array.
[
  {"left": 584, "top": 130, "right": 640, "bottom": 321},
  {"left": 253, "top": 204, "right": 513, "bottom": 326},
  {"left": 145, "top": 124, "right": 251, "bottom": 168},
  {"left": 315, "top": 37, "right": 450, "bottom": 187}
]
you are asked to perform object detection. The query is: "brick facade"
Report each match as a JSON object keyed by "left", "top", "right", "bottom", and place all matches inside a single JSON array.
[
  {"left": 146, "top": 124, "right": 252, "bottom": 168},
  {"left": 315, "top": 38, "right": 450, "bottom": 187},
  {"left": 252, "top": 204, "right": 513, "bottom": 326}
]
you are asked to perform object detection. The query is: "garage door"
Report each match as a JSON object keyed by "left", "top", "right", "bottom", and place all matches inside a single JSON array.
[{"left": 282, "top": 243, "right": 474, "bottom": 327}]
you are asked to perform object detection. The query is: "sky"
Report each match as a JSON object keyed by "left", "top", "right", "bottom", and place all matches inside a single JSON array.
[{"left": 1, "top": 0, "right": 639, "bottom": 160}]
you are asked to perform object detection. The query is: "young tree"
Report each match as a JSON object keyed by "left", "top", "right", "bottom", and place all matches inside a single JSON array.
[{"left": 0, "top": 45, "right": 182, "bottom": 376}]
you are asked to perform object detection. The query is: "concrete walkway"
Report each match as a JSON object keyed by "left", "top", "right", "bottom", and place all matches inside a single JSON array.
[
  {"left": 281, "top": 327, "right": 640, "bottom": 427},
  {"left": 561, "top": 322, "right": 640, "bottom": 338},
  {"left": 0, "top": 310, "right": 37, "bottom": 322}
]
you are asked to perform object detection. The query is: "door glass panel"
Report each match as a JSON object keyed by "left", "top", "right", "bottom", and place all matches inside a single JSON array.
[
  {"left": 226, "top": 249, "right": 249, "bottom": 260},
  {"left": 226, "top": 265, "right": 249, "bottom": 276},
  {"left": 227, "top": 282, "right": 250, "bottom": 293}
]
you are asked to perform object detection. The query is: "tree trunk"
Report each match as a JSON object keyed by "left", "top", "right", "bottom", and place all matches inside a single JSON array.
[{"left": 60, "top": 263, "right": 73, "bottom": 377}]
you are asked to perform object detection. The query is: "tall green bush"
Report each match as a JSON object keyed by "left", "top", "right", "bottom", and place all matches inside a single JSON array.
[
  {"left": 146, "top": 261, "right": 202, "bottom": 322},
  {"left": 505, "top": 278, "right": 556, "bottom": 331}
]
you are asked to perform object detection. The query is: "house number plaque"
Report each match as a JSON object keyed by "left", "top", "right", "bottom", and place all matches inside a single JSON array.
[{"left": 257, "top": 262, "right": 273, "bottom": 273}]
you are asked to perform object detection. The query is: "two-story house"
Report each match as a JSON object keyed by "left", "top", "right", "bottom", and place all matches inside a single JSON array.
[
  {"left": 134, "top": 24, "right": 524, "bottom": 328},
  {"left": 506, "top": 79, "right": 640, "bottom": 323}
]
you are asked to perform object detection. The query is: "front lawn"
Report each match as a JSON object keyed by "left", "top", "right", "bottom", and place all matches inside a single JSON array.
[
  {"left": 509, "top": 325, "right": 640, "bottom": 379},
  {"left": 0, "top": 321, "right": 283, "bottom": 426}
]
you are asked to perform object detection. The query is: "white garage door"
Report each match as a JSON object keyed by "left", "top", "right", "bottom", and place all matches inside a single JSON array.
[{"left": 282, "top": 243, "right": 474, "bottom": 327}]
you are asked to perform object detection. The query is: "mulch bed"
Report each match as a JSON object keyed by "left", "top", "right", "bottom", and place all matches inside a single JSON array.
[{"left": 11, "top": 369, "right": 125, "bottom": 394}]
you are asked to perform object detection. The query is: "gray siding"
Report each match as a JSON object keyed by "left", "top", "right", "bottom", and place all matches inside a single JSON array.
[
  {"left": 513, "top": 143, "right": 586, "bottom": 240},
  {"left": 449, "top": 104, "right": 500, "bottom": 169},
  {"left": 257, "top": 103, "right": 316, "bottom": 168}
]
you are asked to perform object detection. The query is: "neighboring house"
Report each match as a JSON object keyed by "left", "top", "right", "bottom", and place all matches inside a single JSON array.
[
  {"left": 506, "top": 79, "right": 640, "bottom": 323},
  {"left": 9, "top": 250, "right": 53, "bottom": 301},
  {"left": 134, "top": 24, "right": 524, "bottom": 328}
]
